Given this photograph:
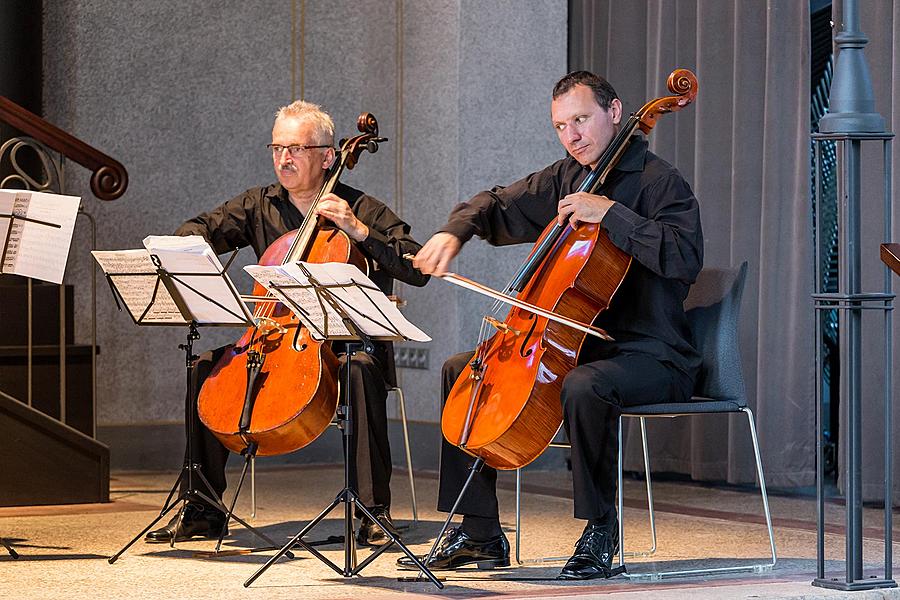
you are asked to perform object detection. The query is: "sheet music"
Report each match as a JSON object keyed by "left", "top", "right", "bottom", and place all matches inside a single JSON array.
[
  {"left": 0, "top": 189, "right": 80, "bottom": 284},
  {"left": 91, "top": 249, "right": 185, "bottom": 323},
  {"left": 142, "top": 235, "right": 253, "bottom": 325},
  {"left": 243, "top": 264, "right": 352, "bottom": 339},
  {"left": 244, "top": 261, "right": 431, "bottom": 343}
]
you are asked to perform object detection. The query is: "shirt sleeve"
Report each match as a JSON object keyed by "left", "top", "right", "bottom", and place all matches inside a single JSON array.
[
  {"left": 439, "top": 161, "right": 566, "bottom": 246},
  {"left": 174, "top": 190, "right": 257, "bottom": 254},
  {"left": 354, "top": 196, "right": 430, "bottom": 287},
  {"left": 600, "top": 173, "right": 703, "bottom": 283}
]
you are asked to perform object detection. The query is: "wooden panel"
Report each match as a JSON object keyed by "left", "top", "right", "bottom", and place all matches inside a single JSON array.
[{"left": 0, "top": 393, "right": 108, "bottom": 506}]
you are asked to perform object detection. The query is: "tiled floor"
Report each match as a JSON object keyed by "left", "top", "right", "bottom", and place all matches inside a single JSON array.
[{"left": 1, "top": 465, "right": 899, "bottom": 599}]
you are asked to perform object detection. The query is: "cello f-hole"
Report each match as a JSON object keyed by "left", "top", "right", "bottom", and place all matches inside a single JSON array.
[{"left": 519, "top": 313, "right": 538, "bottom": 358}]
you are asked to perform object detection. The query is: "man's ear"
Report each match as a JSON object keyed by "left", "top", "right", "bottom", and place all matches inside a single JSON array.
[
  {"left": 323, "top": 147, "right": 337, "bottom": 170},
  {"left": 610, "top": 98, "right": 623, "bottom": 126}
]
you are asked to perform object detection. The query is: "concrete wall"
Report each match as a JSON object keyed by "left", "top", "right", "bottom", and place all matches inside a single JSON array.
[{"left": 42, "top": 1, "right": 566, "bottom": 468}]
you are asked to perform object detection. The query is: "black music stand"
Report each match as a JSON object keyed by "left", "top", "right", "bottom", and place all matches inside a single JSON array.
[
  {"left": 242, "top": 263, "right": 442, "bottom": 589},
  {"left": 0, "top": 205, "right": 69, "bottom": 562},
  {"left": 103, "top": 252, "right": 292, "bottom": 563}
]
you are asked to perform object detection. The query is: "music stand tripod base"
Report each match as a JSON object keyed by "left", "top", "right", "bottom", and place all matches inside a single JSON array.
[
  {"left": 107, "top": 322, "right": 291, "bottom": 563},
  {"left": 240, "top": 273, "right": 442, "bottom": 589}
]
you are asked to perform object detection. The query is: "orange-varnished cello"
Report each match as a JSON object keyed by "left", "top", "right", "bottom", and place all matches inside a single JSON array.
[
  {"left": 441, "top": 70, "right": 699, "bottom": 470},
  {"left": 197, "top": 113, "right": 384, "bottom": 456}
]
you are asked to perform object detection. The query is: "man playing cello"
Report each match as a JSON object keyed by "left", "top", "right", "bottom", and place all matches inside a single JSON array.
[
  {"left": 409, "top": 71, "right": 703, "bottom": 579},
  {"left": 146, "top": 100, "right": 428, "bottom": 547}
]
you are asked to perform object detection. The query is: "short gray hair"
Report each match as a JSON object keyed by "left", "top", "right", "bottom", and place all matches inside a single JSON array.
[{"left": 274, "top": 100, "right": 335, "bottom": 145}]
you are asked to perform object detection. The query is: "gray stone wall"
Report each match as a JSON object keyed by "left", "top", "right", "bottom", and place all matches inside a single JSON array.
[{"left": 42, "top": 1, "right": 566, "bottom": 466}]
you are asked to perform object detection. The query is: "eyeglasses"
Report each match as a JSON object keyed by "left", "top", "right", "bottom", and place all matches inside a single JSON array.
[{"left": 267, "top": 143, "right": 331, "bottom": 158}]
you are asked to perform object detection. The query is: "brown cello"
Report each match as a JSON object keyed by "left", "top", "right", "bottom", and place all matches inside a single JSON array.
[
  {"left": 441, "top": 70, "right": 699, "bottom": 470},
  {"left": 198, "top": 113, "right": 385, "bottom": 456}
]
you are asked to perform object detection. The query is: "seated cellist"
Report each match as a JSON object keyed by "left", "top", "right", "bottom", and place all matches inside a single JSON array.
[
  {"left": 407, "top": 71, "right": 703, "bottom": 579},
  {"left": 146, "top": 100, "right": 428, "bottom": 547}
]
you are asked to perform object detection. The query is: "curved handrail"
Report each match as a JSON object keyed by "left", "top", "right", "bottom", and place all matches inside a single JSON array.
[{"left": 0, "top": 96, "right": 127, "bottom": 200}]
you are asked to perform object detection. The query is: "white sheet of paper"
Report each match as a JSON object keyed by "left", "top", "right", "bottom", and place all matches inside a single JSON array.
[
  {"left": 243, "top": 264, "right": 352, "bottom": 339},
  {"left": 91, "top": 249, "right": 185, "bottom": 323},
  {"left": 142, "top": 235, "right": 252, "bottom": 325},
  {"left": 0, "top": 189, "right": 80, "bottom": 284},
  {"left": 244, "top": 261, "right": 430, "bottom": 342}
]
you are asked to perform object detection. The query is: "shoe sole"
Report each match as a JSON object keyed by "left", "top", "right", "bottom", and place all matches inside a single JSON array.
[
  {"left": 397, "top": 556, "right": 510, "bottom": 571},
  {"left": 144, "top": 532, "right": 227, "bottom": 544}
]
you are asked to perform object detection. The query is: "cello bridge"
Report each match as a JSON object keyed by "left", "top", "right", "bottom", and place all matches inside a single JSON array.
[
  {"left": 255, "top": 316, "right": 287, "bottom": 336},
  {"left": 484, "top": 315, "right": 521, "bottom": 336}
]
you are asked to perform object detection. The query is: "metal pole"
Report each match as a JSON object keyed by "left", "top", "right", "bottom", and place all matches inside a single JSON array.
[
  {"left": 814, "top": 140, "right": 825, "bottom": 580},
  {"left": 883, "top": 139, "right": 893, "bottom": 579},
  {"left": 843, "top": 139, "right": 863, "bottom": 582}
]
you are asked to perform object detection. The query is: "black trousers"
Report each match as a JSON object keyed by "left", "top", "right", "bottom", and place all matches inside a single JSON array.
[
  {"left": 182, "top": 345, "right": 392, "bottom": 510},
  {"left": 437, "top": 347, "right": 693, "bottom": 521}
]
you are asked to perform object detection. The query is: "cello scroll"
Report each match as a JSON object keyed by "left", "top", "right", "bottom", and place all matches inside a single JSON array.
[{"left": 636, "top": 68, "right": 698, "bottom": 133}]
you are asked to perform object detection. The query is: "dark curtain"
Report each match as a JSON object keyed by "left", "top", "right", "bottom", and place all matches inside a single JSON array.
[{"left": 570, "top": 1, "right": 815, "bottom": 488}]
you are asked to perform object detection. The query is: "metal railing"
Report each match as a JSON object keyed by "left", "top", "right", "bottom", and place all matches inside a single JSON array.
[{"left": 0, "top": 96, "right": 127, "bottom": 438}]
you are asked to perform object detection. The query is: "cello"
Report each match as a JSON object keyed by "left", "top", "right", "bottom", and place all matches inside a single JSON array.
[
  {"left": 197, "top": 113, "right": 385, "bottom": 456},
  {"left": 441, "top": 70, "right": 698, "bottom": 470}
]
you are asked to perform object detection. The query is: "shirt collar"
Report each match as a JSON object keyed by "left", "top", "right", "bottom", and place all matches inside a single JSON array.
[
  {"left": 266, "top": 183, "right": 290, "bottom": 204},
  {"left": 613, "top": 136, "right": 648, "bottom": 172},
  {"left": 576, "top": 135, "right": 648, "bottom": 174}
]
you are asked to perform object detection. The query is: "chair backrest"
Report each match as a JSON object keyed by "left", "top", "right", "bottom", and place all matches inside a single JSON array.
[{"left": 683, "top": 261, "right": 749, "bottom": 404}]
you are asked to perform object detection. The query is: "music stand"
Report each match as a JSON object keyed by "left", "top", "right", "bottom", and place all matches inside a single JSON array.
[
  {"left": 102, "top": 250, "right": 292, "bottom": 563},
  {"left": 242, "top": 262, "right": 442, "bottom": 589},
  {"left": 1, "top": 197, "right": 77, "bottom": 563}
]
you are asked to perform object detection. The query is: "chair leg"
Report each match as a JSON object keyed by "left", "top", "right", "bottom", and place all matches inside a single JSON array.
[
  {"left": 624, "top": 410, "right": 777, "bottom": 580},
  {"left": 513, "top": 465, "right": 572, "bottom": 564},
  {"left": 618, "top": 415, "right": 626, "bottom": 568},
  {"left": 515, "top": 467, "right": 522, "bottom": 565},
  {"left": 617, "top": 416, "right": 657, "bottom": 565},
  {"left": 637, "top": 417, "right": 658, "bottom": 556},
  {"left": 394, "top": 387, "right": 418, "bottom": 524},
  {"left": 744, "top": 407, "right": 777, "bottom": 569},
  {"left": 250, "top": 454, "right": 257, "bottom": 519}
]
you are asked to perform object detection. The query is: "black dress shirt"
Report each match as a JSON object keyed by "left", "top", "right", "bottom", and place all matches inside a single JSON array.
[
  {"left": 440, "top": 137, "right": 703, "bottom": 378},
  {"left": 175, "top": 181, "right": 429, "bottom": 295}
]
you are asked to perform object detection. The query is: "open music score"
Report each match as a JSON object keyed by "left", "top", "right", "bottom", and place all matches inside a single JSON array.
[
  {"left": 92, "top": 235, "right": 254, "bottom": 325},
  {"left": 0, "top": 189, "right": 80, "bottom": 285},
  {"left": 244, "top": 261, "right": 431, "bottom": 343},
  {"left": 91, "top": 249, "right": 183, "bottom": 323}
]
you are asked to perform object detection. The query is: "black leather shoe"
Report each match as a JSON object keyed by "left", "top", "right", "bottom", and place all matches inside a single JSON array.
[
  {"left": 557, "top": 522, "right": 620, "bottom": 580},
  {"left": 356, "top": 507, "right": 400, "bottom": 547},
  {"left": 145, "top": 502, "right": 228, "bottom": 543},
  {"left": 396, "top": 527, "right": 510, "bottom": 570}
]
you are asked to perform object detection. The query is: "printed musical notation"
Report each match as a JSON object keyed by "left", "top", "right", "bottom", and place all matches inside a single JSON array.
[
  {"left": 92, "top": 236, "right": 253, "bottom": 325},
  {"left": 91, "top": 249, "right": 184, "bottom": 323},
  {"left": 244, "top": 261, "right": 431, "bottom": 343},
  {"left": 0, "top": 190, "right": 81, "bottom": 284}
]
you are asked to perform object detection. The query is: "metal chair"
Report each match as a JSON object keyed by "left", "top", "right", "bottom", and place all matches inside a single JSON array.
[
  {"left": 516, "top": 261, "right": 776, "bottom": 578},
  {"left": 616, "top": 261, "right": 775, "bottom": 579}
]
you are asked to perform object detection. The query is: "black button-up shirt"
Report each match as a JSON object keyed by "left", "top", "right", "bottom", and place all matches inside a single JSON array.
[
  {"left": 440, "top": 138, "right": 703, "bottom": 378},
  {"left": 176, "top": 181, "right": 429, "bottom": 295}
]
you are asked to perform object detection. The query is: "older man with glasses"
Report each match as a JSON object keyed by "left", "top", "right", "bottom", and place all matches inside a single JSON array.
[{"left": 145, "top": 100, "right": 428, "bottom": 547}]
